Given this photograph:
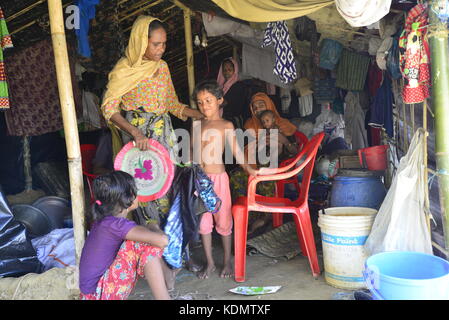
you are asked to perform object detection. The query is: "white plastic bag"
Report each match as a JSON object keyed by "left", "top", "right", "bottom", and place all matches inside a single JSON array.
[{"left": 365, "top": 128, "right": 432, "bottom": 255}]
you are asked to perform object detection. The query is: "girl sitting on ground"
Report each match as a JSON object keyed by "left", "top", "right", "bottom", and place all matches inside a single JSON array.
[{"left": 79, "top": 170, "right": 173, "bottom": 300}]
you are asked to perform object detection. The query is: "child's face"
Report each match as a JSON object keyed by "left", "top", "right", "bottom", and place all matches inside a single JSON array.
[
  {"left": 260, "top": 114, "right": 275, "bottom": 129},
  {"left": 196, "top": 90, "right": 223, "bottom": 118},
  {"left": 129, "top": 196, "right": 139, "bottom": 212}
]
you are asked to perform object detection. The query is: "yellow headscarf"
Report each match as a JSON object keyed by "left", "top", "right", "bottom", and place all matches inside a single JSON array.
[{"left": 101, "top": 15, "right": 162, "bottom": 109}]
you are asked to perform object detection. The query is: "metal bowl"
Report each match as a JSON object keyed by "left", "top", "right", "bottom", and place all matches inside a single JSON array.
[
  {"left": 32, "top": 196, "right": 71, "bottom": 229},
  {"left": 11, "top": 204, "right": 53, "bottom": 238}
]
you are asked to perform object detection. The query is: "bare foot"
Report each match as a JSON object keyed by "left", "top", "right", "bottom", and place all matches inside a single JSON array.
[
  {"left": 185, "top": 258, "right": 202, "bottom": 273},
  {"left": 220, "top": 261, "right": 233, "bottom": 278},
  {"left": 197, "top": 264, "right": 216, "bottom": 279},
  {"left": 166, "top": 268, "right": 181, "bottom": 291}
]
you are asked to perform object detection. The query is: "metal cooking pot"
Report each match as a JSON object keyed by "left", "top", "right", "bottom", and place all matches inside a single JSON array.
[{"left": 11, "top": 204, "right": 52, "bottom": 238}]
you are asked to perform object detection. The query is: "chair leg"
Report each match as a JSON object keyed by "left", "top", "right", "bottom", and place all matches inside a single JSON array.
[
  {"left": 232, "top": 204, "right": 249, "bottom": 282},
  {"left": 273, "top": 183, "right": 285, "bottom": 228},
  {"left": 293, "top": 209, "right": 320, "bottom": 278}
]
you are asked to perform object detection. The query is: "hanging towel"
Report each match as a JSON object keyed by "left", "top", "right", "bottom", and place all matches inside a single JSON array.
[
  {"left": 0, "top": 7, "right": 13, "bottom": 110},
  {"left": 262, "top": 21, "right": 297, "bottom": 84},
  {"left": 336, "top": 49, "right": 370, "bottom": 91},
  {"left": 298, "top": 94, "right": 313, "bottom": 117},
  {"left": 319, "top": 39, "right": 343, "bottom": 70}
]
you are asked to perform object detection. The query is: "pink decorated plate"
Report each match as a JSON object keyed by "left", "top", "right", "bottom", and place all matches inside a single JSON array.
[{"left": 114, "top": 139, "right": 174, "bottom": 202}]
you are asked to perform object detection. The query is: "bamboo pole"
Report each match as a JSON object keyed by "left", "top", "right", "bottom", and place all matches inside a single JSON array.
[
  {"left": 47, "top": 0, "right": 86, "bottom": 264},
  {"left": 172, "top": 0, "right": 195, "bottom": 107},
  {"left": 428, "top": 0, "right": 449, "bottom": 253}
]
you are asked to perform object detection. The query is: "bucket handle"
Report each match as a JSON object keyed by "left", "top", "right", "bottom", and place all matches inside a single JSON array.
[
  {"left": 358, "top": 149, "right": 367, "bottom": 168},
  {"left": 363, "top": 267, "right": 383, "bottom": 300}
]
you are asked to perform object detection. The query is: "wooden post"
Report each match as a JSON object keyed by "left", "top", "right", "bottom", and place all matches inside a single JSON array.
[
  {"left": 47, "top": 0, "right": 86, "bottom": 264},
  {"left": 172, "top": 0, "right": 195, "bottom": 107},
  {"left": 429, "top": 0, "right": 449, "bottom": 254}
]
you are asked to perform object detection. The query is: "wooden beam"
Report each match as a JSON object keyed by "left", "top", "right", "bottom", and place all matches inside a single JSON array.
[
  {"left": 6, "top": 0, "right": 47, "bottom": 22},
  {"left": 47, "top": 0, "right": 86, "bottom": 265},
  {"left": 10, "top": 1, "right": 72, "bottom": 35},
  {"left": 119, "top": 0, "right": 165, "bottom": 22}
]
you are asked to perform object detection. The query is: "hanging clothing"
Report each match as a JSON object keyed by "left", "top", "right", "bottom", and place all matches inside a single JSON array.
[
  {"left": 335, "top": 0, "right": 392, "bottom": 27},
  {"left": 344, "top": 92, "right": 369, "bottom": 150},
  {"left": 298, "top": 94, "right": 313, "bottom": 117},
  {"left": 74, "top": 0, "right": 99, "bottom": 58},
  {"left": 399, "top": 3, "right": 430, "bottom": 104},
  {"left": 261, "top": 21, "right": 297, "bottom": 84},
  {"left": 336, "top": 49, "right": 370, "bottom": 91},
  {"left": 368, "top": 74, "right": 394, "bottom": 137},
  {"left": 4, "top": 38, "right": 82, "bottom": 136},
  {"left": 319, "top": 38, "right": 343, "bottom": 70},
  {"left": 0, "top": 7, "right": 12, "bottom": 110},
  {"left": 313, "top": 78, "right": 337, "bottom": 104}
]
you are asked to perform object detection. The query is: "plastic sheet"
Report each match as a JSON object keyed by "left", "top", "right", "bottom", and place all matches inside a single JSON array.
[{"left": 0, "top": 185, "right": 43, "bottom": 277}]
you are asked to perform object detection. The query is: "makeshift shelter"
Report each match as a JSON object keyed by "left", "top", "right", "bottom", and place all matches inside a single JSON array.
[{"left": 1, "top": 0, "right": 448, "bottom": 300}]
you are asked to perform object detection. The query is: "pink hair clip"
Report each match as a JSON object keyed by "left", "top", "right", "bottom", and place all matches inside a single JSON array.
[{"left": 96, "top": 200, "right": 102, "bottom": 205}]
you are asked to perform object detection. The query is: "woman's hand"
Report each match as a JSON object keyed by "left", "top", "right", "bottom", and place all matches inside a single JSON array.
[{"left": 132, "top": 130, "right": 150, "bottom": 151}]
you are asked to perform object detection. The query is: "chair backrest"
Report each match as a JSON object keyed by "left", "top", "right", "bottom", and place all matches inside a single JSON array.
[
  {"left": 248, "top": 132, "right": 324, "bottom": 205},
  {"left": 294, "top": 131, "right": 309, "bottom": 150},
  {"left": 80, "top": 144, "right": 97, "bottom": 174}
]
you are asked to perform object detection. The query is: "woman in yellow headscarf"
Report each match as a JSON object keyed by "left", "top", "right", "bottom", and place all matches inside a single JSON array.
[{"left": 101, "top": 16, "right": 203, "bottom": 228}]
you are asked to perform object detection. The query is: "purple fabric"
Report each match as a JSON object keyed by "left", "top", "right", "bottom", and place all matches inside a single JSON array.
[{"left": 79, "top": 216, "right": 136, "bottom": 294}]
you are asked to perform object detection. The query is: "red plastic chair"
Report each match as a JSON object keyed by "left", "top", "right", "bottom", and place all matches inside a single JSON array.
[
  {"left": 80, "top": 144, "right": 98, "bottom": 204},
  {"left": 273, "top": 131, "right": 309, "bottom": 228},
  {"left": 232, "top": 132, "right": 324, "bottom": 282}
]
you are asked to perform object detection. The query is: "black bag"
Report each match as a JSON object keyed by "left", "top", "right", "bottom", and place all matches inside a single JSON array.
[{"left": 0, "top": 185, "right": 43, "bottom": 277}]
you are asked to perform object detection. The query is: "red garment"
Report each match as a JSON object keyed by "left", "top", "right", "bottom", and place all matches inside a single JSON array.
[
  {"left": 399, "top": 3, "right": 430, "bottom": 104},
  {"left": 368, "top": 60, "right": 383, "bottom": 97}
]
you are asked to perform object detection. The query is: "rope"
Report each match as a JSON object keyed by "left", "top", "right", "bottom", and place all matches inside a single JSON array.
[{"left": 428, "top": 168, "right": 449, "bottom": 190}]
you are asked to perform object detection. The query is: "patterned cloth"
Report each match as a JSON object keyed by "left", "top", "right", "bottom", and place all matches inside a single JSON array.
[
  {"left": 79, "top": 240, "right": 163, "bottom": 300},
  {"left": 0, "top": 7, "right": 12, "bottom": 110},
  {"left": 262, "top": 21, "right": 297, "bottom": 84},
  {"left": 399, "top": 3, "right": 430, "bottom": 104},
  {"left": 102, "top": 61, "right": 186, "bottom": 123},
  {"left": 4, "top": 38, "right": 82, "bottom": 136}
]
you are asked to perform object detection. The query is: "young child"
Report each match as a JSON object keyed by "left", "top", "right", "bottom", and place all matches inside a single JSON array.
[
  {"left": 259, "top": 109, "right": 298, "bottom": 162},
  {"left": 192, "top": 80, "right": 257, "bottom": 279},
  {"left": 79, "top": 170, "right": 173, "bottom": 300}
]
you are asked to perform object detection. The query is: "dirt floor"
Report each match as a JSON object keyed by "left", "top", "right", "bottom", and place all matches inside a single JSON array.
[{"left": 128, "top": 222, "right": 350, "bottom": 301}]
